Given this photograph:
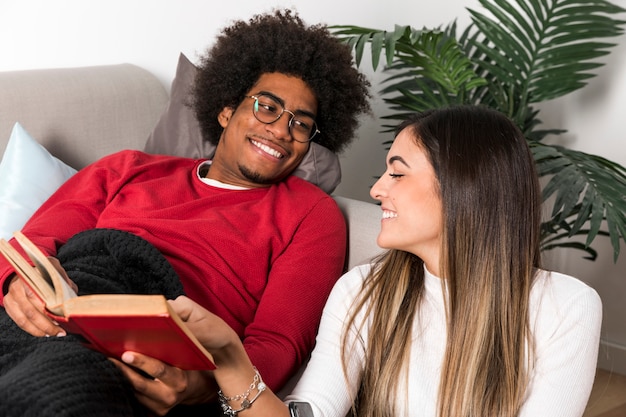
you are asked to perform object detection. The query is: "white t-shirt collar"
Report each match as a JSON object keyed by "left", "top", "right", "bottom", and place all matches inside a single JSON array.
[{"left": 196, "top": 160, "right": 250, "bottom": 190}]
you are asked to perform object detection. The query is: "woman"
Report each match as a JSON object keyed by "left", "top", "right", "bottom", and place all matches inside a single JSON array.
[{"left": 120, "top": 105, "right": 602, "bottom": 417}]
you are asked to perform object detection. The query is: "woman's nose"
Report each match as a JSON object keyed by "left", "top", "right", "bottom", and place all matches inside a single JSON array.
[{"left": 370, "top": 176, "right": 385, "bottom": 201}]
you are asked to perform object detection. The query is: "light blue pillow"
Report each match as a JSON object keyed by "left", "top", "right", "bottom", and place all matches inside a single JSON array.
[{"left": 0, "top": 123, "right": 77, "bottom": 240}]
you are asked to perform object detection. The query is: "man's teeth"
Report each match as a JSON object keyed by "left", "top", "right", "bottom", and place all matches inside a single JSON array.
[
  {"left": 252, "top": 140, "right": 283, "bottom": 158},
  {"left": 382, "top": 210, "right": 397, "bottom": 219}
]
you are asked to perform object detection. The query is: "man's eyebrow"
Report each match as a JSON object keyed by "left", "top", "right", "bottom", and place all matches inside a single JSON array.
[
  {"left": 256, "top": 91, "right": 283, "bottom": 105},
  {"left": 388, "top": 155, "right": 410, "bottom": 168},
  {"left": 255, "top": 90, "right": 317, "bottom": 119}
]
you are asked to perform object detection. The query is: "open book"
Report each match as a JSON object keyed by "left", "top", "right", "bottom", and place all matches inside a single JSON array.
[{"left": 0, "top": 231, "right": 215, "bottom": 371}]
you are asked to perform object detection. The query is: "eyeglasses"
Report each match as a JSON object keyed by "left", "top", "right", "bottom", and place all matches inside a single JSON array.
[{"left": 247, "top": 94, "right": 320, "bottom": 143}]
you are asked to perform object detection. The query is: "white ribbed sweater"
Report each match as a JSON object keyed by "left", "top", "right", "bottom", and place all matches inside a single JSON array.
[{"left": 286, "top": 264, "right": 602, "bottom": 417}]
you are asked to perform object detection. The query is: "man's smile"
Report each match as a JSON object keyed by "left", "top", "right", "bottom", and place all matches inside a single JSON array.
[{"left": 250, "top": 139, "right": 285, "bottom": 159}]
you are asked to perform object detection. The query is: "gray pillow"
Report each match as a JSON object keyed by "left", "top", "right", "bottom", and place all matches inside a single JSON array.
[{"left": 144, "top": 53, "right": 341, "bottom": 194}]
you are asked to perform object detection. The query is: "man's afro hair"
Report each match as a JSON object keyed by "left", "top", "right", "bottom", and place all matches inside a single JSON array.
[{"left": 192, "top": 9, "right": 371, "bottom": 153}]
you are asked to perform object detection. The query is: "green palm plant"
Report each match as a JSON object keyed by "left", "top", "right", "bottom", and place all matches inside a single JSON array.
[{"left": 332, "top": 0, "right": 626, "bottom": 261}]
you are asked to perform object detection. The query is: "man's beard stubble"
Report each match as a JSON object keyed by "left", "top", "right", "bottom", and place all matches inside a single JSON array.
[{"left": 238, "top": 163, "right": 275, "bottom": 186}]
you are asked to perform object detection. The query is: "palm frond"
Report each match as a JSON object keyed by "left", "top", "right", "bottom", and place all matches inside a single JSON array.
[
  {"left": 334, "top": 25, "right": 488, "bottom": 94},
  {"left": 532, "top": 142, "right": 626, "bottom": 261},
  {"left": 330, "top": 0, "right": 626, "bottom": 259},
  {"left": 469, "top": 0, "right": 626, "bottom": 106}
]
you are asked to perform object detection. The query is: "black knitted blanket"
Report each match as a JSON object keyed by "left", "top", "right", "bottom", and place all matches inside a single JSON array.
[{"left": 0, "top": 228, "right": 185, "bottom": 417}]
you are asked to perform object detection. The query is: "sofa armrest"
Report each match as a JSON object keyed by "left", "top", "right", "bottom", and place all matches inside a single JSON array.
[
  {"left": 0, "top": 64, "right": 168, "bottom": 169},
  {"left": 333, "top": 195, "right": 382, "bottom": 270}
]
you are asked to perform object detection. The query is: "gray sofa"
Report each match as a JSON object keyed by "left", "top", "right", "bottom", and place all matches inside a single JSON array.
[
  {"left": 0, "top": 62, "right": 382, "bottom": 271},
  {"left": 0, "top": 62, "right": 385, "bottom": 401}
]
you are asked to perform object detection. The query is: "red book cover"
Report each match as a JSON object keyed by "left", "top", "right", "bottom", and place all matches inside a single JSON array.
[{"left": 48, "top": 294, "right": 216, "bottom": 371}]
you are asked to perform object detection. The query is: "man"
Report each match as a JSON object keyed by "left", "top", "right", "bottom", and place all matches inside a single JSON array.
[{"left": 0, "top": 9, "right": 370, "bottom": 416}]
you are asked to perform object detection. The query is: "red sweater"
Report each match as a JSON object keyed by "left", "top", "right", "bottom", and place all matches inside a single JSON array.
[{"left": 0, "top": 150, "right": 347, "bottom": 390}]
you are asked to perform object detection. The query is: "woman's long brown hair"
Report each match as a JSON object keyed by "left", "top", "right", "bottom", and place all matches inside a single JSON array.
[{"left": 341, "top": 106, "right": 542, "bottom": 417}]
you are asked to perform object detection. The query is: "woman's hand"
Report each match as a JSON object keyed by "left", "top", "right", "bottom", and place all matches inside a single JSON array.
[
  {"left": 169, "top": 295, "right": 240, "bottom": 355},
  {"left": 112, "top": 295, "right": 241, "bottom": 415},
  {"left": 112, "top": 353, "right": 217, "bottom": 416},
  {"left": 117, "top": 296, "right": 290, "bottom": 417}
]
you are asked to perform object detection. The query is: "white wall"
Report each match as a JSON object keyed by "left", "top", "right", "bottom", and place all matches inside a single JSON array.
[
  {"left": 0, "top": 0, "right": 472, "bottom": 199},
  {"left": 2, "top": 0, "right": 626, "bottom": 372}
]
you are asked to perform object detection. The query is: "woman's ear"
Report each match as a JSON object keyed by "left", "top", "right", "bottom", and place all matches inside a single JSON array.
[{"left": 217, "top": 107, "right": 234, "bottom": 128}]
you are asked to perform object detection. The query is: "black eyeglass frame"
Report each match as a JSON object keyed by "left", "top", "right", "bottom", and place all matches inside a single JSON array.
[{"left": 247, "top": 94, "right": 320, "bottom": 143}]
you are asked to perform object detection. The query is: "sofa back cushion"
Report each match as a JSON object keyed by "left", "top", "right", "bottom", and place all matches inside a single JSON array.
[{"left": 0, "top": 64, "right": 168, "bottom": 169}]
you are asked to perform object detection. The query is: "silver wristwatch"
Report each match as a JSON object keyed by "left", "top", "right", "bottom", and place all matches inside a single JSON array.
[{"left": 288, "top": 401, "right": 314, "bottom": 417}]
